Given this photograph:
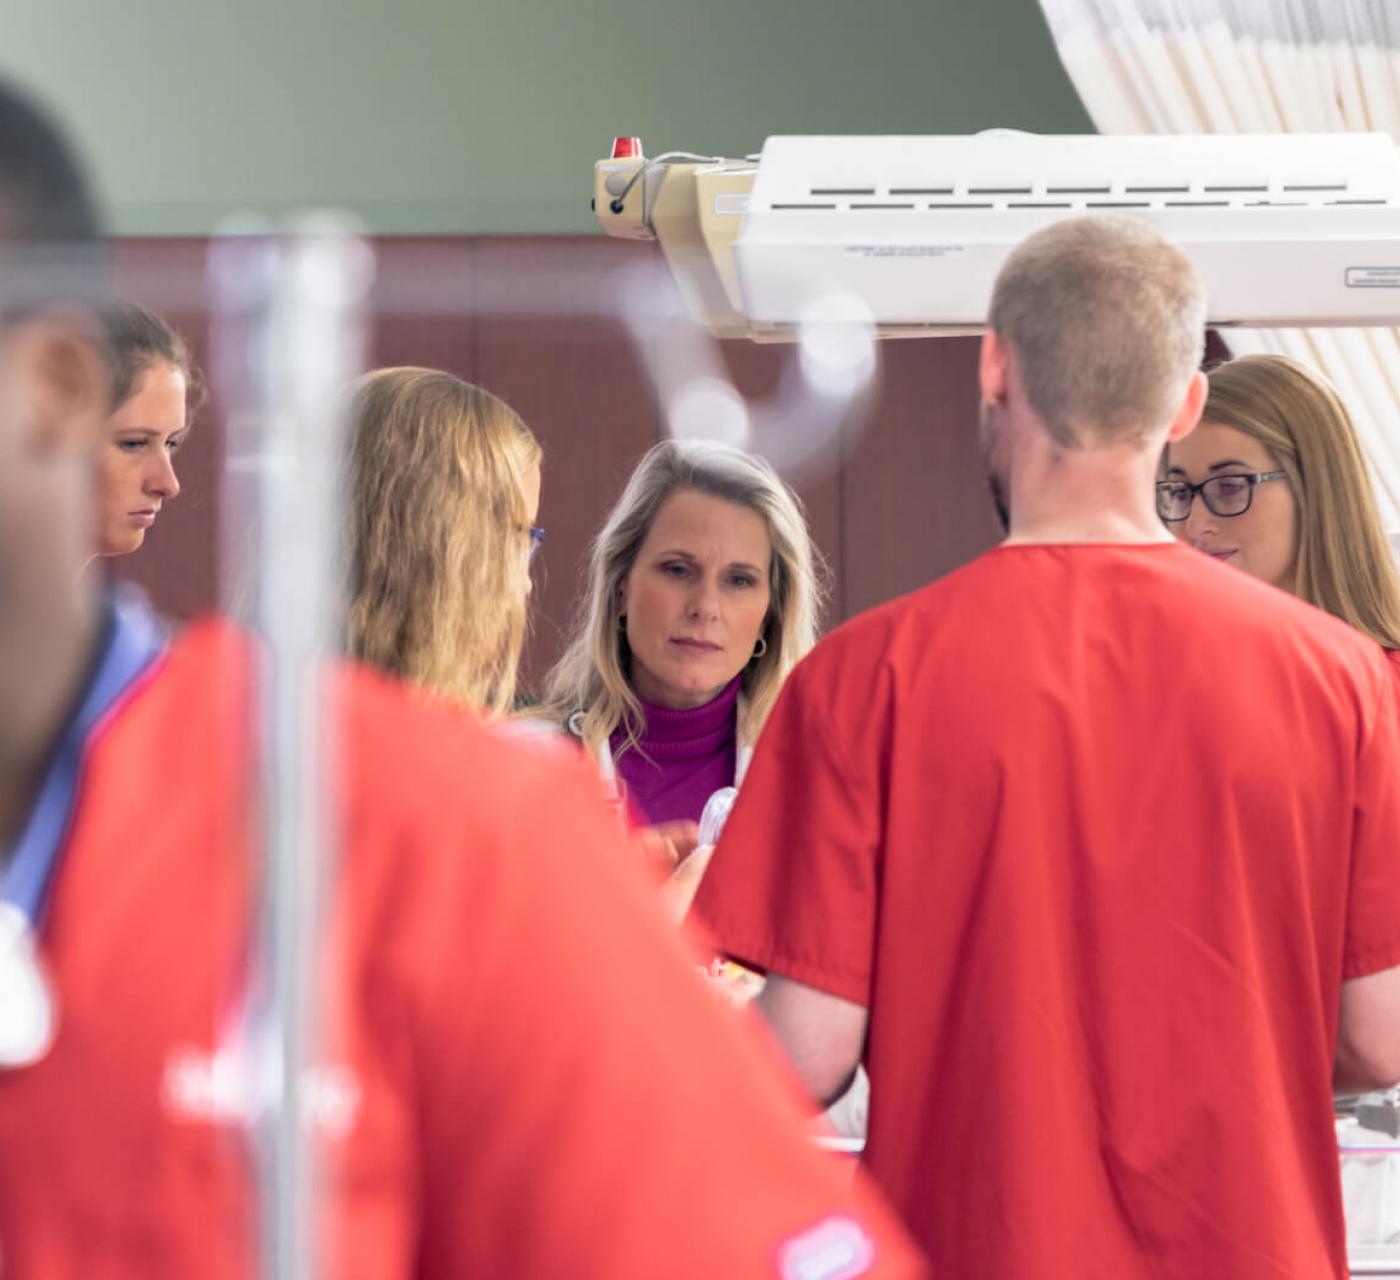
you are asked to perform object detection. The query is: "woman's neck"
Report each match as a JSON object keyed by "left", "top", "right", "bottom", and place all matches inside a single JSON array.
[{"left": 625, "top": 676, "right": 741, "bottom": 750}]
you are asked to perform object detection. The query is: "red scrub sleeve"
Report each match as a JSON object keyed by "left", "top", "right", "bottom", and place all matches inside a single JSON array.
[
  {"left": 695, "top": 646, "right": 890, "bottom": 1009},
  {"left": 1343, "top": 652, "right": 1400, "bottom": 979}
]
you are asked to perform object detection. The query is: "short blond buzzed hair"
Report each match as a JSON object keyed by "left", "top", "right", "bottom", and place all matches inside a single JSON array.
[{"left": 988, "top": 215, "right": 1206, "bottom": 448}]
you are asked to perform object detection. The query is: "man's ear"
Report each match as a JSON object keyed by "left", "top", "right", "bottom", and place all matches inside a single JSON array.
[
  {"left": 1165, "top": 369, "right": 1208, "bottom": 445},
  {"left": 979, "top": 329, "right": 1009, "bottom": 408},
  {"left": 9, "top": 310, "right": 109, "bottom": 460}
]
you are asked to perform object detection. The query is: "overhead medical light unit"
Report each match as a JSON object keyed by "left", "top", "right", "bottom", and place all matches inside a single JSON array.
[{"left": 594, "top": 133, "right": 1400, "bottom": 339}]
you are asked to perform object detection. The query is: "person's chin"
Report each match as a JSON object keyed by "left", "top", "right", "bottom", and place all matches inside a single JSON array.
[
  {"left": 682, "top": 653, "right": 742, "bottom": 681},
  {"left": 101, "top": 530, "right": 145, "bottom": 557},
  {"left": 667, "top": 668, "right": 720, "bottom": 695},
  {"left": 658, "top": 661, "right": 734, "bottom": 704}
]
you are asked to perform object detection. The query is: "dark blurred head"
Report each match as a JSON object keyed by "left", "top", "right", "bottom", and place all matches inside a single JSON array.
[
  {"left": 0, "top": 83, "right": 99, "bottom": 245},
  {"left": 0, "top": 79, "right": 113, "bottom": 630}
]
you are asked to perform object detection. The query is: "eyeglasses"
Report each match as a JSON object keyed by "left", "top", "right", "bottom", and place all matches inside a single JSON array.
[
  {"left": 1156, "top": 471, "right": 1287, "bottom": 523},
  {"left": 526, "top": 525, "right": 545, "bottom": 563}
]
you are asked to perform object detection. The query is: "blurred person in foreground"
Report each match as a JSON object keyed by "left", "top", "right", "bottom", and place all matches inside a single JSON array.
[
  {"left": 696, "top": 215, "right": 1400, "bottom": 1279},
  {"left": 0, "top": 80, "right": 922, "bottom": 1279}
]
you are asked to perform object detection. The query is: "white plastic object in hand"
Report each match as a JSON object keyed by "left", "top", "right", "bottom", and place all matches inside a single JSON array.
[
  {"left": 0, "top": 902, "right": 56, "bottom": 1068},
  {"left": 698, "top": 786, "right": 738, "bottom": 849}
]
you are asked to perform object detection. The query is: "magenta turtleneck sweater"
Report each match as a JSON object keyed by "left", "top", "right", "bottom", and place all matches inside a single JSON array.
[{"left": 611, "top": 677, "right": 741, "bottom": 827}]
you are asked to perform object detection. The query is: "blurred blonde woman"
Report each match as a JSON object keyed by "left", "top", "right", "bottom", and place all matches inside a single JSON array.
[
  {"left": 539, "top": 437, "right": 822, "bottom": 907},
  {"left": 347, "top": 367, "right": 543, "bottom": 715},
  {"left": 1161, "top": 353, "right": 1400, "bottom": 656}
]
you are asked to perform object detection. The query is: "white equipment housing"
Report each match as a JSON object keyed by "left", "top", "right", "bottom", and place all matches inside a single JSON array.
[
  {"left": 734, "top": 134, "right": 1400, "bottom": 335},
  {"left": 593, "top": 133, "right": 1400, "bottom": 339}
]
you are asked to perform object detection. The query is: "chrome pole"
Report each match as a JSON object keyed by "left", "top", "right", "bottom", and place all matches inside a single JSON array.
[{"left": 209, "top": 216, "right": 372, "bottom": 1280}]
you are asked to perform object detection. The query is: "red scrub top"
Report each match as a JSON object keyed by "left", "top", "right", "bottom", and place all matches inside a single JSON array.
[
  {"left": 0, "top": 621, "right": 923, "bottom": 1280},
  {"left": 697, "top": 542, "right": 1400, "bottom": 1280}
]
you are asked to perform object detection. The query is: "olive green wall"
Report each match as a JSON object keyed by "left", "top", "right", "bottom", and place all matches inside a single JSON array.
[{"left": 1, "top": 0, "right": 1091, "bottom": 235}]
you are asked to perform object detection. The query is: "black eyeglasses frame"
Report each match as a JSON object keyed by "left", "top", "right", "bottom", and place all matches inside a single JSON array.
[{"left": 1156, "top": 470, "right": 1288, "bottom": 522}]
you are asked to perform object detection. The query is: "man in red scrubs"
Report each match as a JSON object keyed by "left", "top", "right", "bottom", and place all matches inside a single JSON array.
[
  {"left": 696, "top": 215, "right": 1400, "bottom": 1279},
  {"left": 0, "top": 81, "right": 923, "bottom": 1279}
]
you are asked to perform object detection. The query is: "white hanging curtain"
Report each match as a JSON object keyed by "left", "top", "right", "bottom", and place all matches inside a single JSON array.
[{"left": 1037, "top": 0, "right": 1400, "bottom": 534}]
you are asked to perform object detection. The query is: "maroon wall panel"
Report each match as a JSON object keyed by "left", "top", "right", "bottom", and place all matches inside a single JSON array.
[
  {"left": 841, "top": 338, "right": 1003, "bottom": 618},
  {"left": 714, "top": 339, "right": 847, "bottom": 629},
  {"left": 107, "top": 235, "right": 1002, "bottom": 696},
  {"left": 469, "top": 237, "right": 666, "bottom": 688},
  {"left": 371, "top": 237, "right": 478, "bottom": 376}
]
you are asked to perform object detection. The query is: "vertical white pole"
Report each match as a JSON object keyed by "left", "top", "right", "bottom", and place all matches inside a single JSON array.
[{"left": 209, "top": 217, "right": 373, "bottom": 1280}]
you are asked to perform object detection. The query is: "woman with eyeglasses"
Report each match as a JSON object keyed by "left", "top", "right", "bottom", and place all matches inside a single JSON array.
[
  {"left": 1159, "top": 353, "right": 1400, "bottom": 653},
  {"left": 346, "top": 367, "right": 544, "bottom": 714},
  {"left": 1162, "top": 352, "right": 1400, "bottom": 1246}
]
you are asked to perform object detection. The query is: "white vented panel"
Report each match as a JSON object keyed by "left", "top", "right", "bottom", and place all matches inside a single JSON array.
[{"left": 733, "top": 134, "right": 1400, "bottom": 330}]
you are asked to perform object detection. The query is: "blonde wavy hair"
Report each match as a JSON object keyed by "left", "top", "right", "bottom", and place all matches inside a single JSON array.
[
  {"left": 346, "top": 367, "right": 542, "bottom": 714},
  {"left": 538, "top": 438, "right": 822, "bottom": 755},
  {"left": 1191, "top": 353, "right": 1400, "bottom": 650}
]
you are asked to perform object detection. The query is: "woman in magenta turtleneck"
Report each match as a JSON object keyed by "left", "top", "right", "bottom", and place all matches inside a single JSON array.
[
  {"left": 537, "top": 438, "right": 871, "bottom": 1140},
  {"left": 538, "top": 437, "right": 821, "bottom": 864}
]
